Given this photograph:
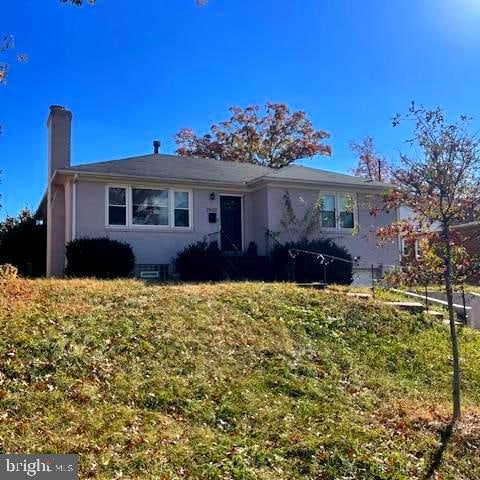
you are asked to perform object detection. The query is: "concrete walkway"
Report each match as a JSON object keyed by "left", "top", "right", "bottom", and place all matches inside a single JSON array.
[
  {"left": 324, "top": 289, "right": 445, "bottom": 319},
  {"left": 392, "top": 288, "right": 480, "bottom": 329}
]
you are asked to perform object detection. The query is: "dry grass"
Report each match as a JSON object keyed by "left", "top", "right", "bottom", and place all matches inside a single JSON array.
[{"left": 0, "top": 279, "right": 479, "bottom": 479}]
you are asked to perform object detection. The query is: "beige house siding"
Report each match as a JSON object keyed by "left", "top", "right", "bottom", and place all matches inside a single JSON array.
[
  {"left": 264, "top": 186, "right": 398, "bottom": 268},
  {"left": 43, "top": 104, "right": 400, "bottom": 279},
  {"left": 73, "top": 180, "right": 263, "bottom": 265},
  {"left": 66, "top": 180, "right": 399, "bottom": 271}
]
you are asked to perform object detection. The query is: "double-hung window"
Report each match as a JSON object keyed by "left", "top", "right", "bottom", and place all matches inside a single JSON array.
[
  {"left": 339, "top": 194, "right": 355, "bottom": 229},
  {"left": 401, "top": 238, "right": 421, "bottom": 259},
  {"left": 107, "top": 186, "right": 191, "bottom": 228},
  {"left": 174, "top": 191, "right": 190, "bottom": 227},
  {"left": 108, "top": 187, "right": 127, "bottom": 226},
  {"left": 319, "top": 193, "right": 356, "bottom": 230},
  {"left": 415, "top": 240, "right": 422, "bottom": 259},
  {"left": 320, "top": 194, "right": 336, "bottom": 228}
]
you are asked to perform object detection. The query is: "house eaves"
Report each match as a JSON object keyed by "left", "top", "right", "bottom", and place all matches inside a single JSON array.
[
  {"left": 247, "top": 176, "right": 392, "bottom": 192},
  {"left": 53, "top": 168, "right": 253, "bottom": 189}
]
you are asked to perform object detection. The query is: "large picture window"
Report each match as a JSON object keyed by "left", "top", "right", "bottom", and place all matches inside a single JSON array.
[
  {"left": 132, "top": 188, "right": 169, "bottom": 226},
  {"left": 108, "top": 187, "right": 127, "bottom": 226},
  {"left": 107, "top": 186, "right": 191, "bottom": 228}
]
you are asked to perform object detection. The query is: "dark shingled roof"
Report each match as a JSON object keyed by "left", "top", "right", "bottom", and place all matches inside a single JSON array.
[
  {"left": 264, "top": 164, "right": 390, "bottom": 188},
  {"left": 64, "top": 154, "right": 270, "bottom": 184},
  {"left": 61, "top": 153, "right": 391, "bottom": 189}
]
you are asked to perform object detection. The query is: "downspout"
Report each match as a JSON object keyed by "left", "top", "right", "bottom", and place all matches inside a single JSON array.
[{"left": 72, "top": 174, "right": 78, "bottom": 241}]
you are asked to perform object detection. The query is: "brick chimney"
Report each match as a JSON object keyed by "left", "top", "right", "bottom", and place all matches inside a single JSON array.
[
  {"left": 46, "top": 105, "right": 72, "bottom": 277},
  {"left": 47, "top": 105, "right": 72, "bottom": 178}
]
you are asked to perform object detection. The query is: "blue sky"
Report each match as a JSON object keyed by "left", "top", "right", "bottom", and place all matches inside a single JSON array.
[{"left": 1, "top": 0, "right": 480, "bottom": 218}]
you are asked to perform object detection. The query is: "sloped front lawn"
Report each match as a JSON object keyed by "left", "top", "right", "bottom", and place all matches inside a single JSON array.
[{"left": 0, "top": 280, "right": 479, "bottom": 479}]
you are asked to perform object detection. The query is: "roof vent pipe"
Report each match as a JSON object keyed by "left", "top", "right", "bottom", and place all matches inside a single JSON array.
[{"left": 153, "top": 140, "right": 161, "bottom": 154}]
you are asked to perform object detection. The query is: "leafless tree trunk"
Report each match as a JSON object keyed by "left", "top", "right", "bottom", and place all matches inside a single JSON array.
[{"left": 443, "top": 225, "right": 461, "bottom": 421}]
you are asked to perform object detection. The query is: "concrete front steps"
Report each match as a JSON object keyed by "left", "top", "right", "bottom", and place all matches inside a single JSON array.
[
  {"left": 297, "top": 282, "right": 327, "bottom": 290},
  {"left": 222, "top": 255, "right": 270, "bottom": 281},
  {"left": 319, "top": 288, "right": 446, "bottom": 321}
]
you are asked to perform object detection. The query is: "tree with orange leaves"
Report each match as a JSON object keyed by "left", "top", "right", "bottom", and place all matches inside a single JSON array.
[
  {"left": 175, "top": 103, "right": 331, "bottom": 169},
  {"left": 350, "top": 136, "right": 390, "bottom": 182}
]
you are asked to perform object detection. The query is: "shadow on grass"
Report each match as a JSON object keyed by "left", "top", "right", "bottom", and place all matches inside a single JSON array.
[{"left": 423, "top": 422, "right": 454, "bottom": 480}]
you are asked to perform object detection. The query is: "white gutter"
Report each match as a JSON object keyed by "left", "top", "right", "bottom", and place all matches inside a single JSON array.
[
  {"left": 452, "top": 221, "right": 480, "bottom": 229},
  {"left": 54, "top": 169, "right": 250, "bottom": 188},
  {"left": 54, "top": 169, "right": 392, "bottom": 193},
  {"left": 247, "top": 177, "right": 392, "bottom": 191}
]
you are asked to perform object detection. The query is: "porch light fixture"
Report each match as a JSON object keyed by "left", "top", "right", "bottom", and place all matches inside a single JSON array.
[{"left": 209, "top": 192, "right": 216, "bottom": 200}]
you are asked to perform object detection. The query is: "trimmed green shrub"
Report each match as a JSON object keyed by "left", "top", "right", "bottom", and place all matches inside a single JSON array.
[
  {"left": 174, "top": 241, "right": 223, "bottom": 281},
  {"left": 269, "top": 238, "right": 353, "bottom": 285},
  {"left": 65, "top": 237, "right": 135, "bottom": 279},
  {"left": 0, "top": 210, "right": 46, "bottom": 277}
]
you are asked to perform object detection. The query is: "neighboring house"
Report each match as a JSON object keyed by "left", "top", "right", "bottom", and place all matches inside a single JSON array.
[
  {"left": 38, "top": 105, "right": 400, "bottom": 282},
  {"left": 453, "top": 222, "right": 480, "bottom": 257},
  {"left": 398, "top": 207, "right": 421, "bottom": 261},
  {"left": 397, "top": 206, "right": 480, "bottom": 260},
  {"left": 452, "top": 223, "right": 480, "bottom": 281}
]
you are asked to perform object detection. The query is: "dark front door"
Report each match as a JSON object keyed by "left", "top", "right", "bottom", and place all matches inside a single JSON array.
[{"left": 220, "top": 196, "right": 242, "bottom": 252}]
